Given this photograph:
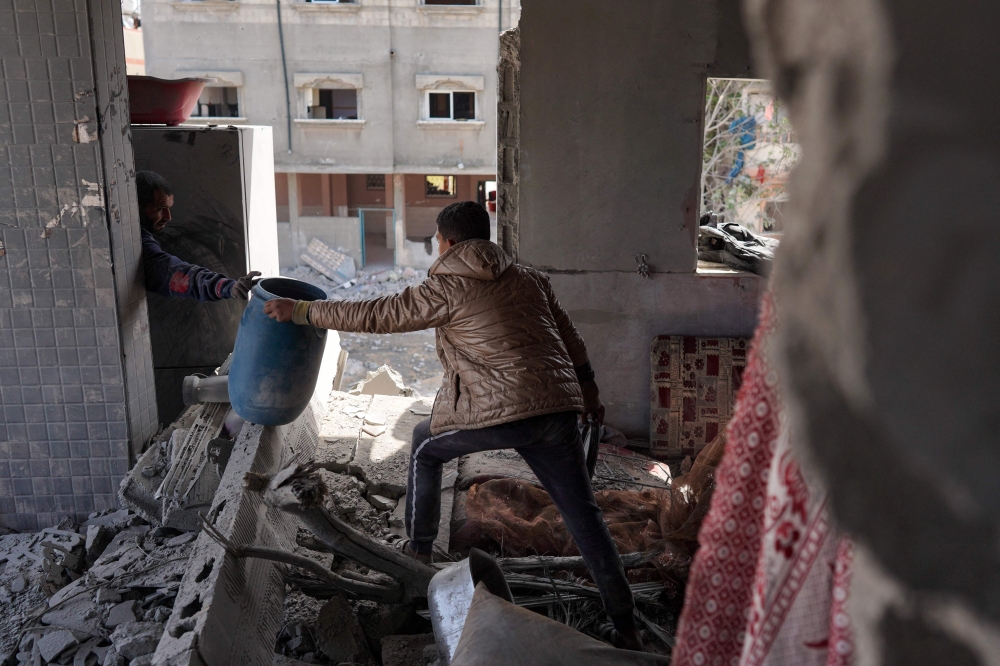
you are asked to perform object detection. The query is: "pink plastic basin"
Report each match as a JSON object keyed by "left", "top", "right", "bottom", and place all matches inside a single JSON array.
[{"left": 128, "top": 76, "right": 212, "bottom": 126}]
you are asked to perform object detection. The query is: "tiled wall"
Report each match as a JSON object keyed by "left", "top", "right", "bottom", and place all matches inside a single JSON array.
[{"left": 0, "top": 0, "right": 157, "bottom": 529}]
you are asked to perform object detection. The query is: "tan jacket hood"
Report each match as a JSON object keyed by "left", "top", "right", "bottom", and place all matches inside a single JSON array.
[{"left": 430, "top": 239, "right": 513, "bottom": 281}]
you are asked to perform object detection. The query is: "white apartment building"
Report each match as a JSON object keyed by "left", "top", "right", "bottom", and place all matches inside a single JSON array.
[{"left": 142, "top": 0, "right": 518, "bottom": 268}]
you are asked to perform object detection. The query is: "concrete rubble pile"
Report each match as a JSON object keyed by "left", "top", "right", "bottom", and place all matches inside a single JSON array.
[
  {"left": 1, "top": 359, "right": 684, "bottom": 666},
  {"left": 0, "top": 508, "right": 197, "bottom": 666},
  {"left": 282, "top": 264, "right": 426, "bottom": 304},
  {"left": 299, "top": 239, "right": 357, "bottom": 286}
]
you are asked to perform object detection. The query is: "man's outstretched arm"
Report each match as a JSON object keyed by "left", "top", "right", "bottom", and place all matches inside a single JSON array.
[
  {"left": 141, "top": 231, "right": 258, "bottom": 301},
  {"left": 264, "top": 278, "right": 451, "bottom": 334}
]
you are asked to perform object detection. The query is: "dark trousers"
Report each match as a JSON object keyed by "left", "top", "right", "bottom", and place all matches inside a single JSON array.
[{"left": 405, "top": 411, "right": 635, "bottom": 621}]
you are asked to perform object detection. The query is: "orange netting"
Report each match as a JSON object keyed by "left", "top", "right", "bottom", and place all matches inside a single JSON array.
[{"left": 457, "top": 433, "right": 727, "bottom": 579}]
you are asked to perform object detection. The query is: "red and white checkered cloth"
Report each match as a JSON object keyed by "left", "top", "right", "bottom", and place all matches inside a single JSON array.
[{"left": 670, "top": 293, "right": 854, "bottom": 666}]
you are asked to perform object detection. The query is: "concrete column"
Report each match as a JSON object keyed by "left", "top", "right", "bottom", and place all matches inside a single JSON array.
[
  {"left": 330, "top": 173, "right": 348, "bottom": 217},
  {"left": 392, "top": 173, "right": 406, "bottom": 262},
  {"left": 320, "top": 173, "right": 331, "bottom": 216},
  {"left": 287, "top": 172, "right": 301, "bottom": 260}
]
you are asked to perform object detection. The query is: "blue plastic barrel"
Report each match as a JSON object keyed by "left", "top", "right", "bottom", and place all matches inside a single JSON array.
[{"left": 228, "top": 277, "right": 328, "bottom": 426}]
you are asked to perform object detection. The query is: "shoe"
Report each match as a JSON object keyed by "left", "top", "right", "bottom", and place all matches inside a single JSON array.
[
  {"left": 612, "top": 627, "right": 646, "bottom": 652},
  {"left": 395, "top": 539, "right": 433, "bottom": 565}
]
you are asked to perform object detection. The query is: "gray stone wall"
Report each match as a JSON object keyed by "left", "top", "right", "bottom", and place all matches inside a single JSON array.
[
  {"left": 512, "top": 0, "right": 764, "bottom": 436},
  {"left": 0, "top": 0, "right": 155, "bottom": 529}
]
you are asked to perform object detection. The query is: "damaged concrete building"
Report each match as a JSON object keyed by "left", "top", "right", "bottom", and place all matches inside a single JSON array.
[{"left": 2, "top": 0, "right": 999, "bottom": 664}]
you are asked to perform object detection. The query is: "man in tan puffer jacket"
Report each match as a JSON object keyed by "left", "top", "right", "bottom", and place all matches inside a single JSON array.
[{"left": 265, "top": 202, "right": 642, "bottom": 650}]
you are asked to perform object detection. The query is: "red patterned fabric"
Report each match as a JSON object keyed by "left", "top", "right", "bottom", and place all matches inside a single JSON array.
[
  {"left": 650, "top": 335, "right": 750, "bottom": 459},
  {"left": 670, "top": 294, "right": 853, "bottom": 666}
]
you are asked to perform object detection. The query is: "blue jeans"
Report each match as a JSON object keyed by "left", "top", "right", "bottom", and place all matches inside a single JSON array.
[{"left": 405, "top": 411, "right": 635, "bottom": 621}]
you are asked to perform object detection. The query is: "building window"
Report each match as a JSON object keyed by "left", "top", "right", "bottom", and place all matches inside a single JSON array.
[
  {"left": 366, "top": 174, "right": 386, "bottom": 191},
  {"left": 702, "top": 78, "right": 800, "bottom": 234},
  {"left": 190, "top": 86, "right": 240, "bottom": 118},
  {"left": 428, "top": 91, "right": 476, "bottom": 121},
  {"left": 426, "top": 176, "right": 457, "bottom": 197},
  {"left": 306, "top": 0, "right": 355, "bottom": 3},
  {"left": 309, "top": 89, "right": 358, "bottom": 119},
  {"left": 424, "top": 0, "right": 477, "bottom": 4}
]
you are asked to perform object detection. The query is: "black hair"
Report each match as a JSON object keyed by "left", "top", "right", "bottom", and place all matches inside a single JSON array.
[
  {"left": 436, "top": 201, "right": 491, "bottom": 243},
  {"left": 135, "top": 171, "right": 173, "bottom": 207}
]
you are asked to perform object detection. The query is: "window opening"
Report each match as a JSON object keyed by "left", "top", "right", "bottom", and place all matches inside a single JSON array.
[
  {"left": 702, "top": 79, "right": 799, "bottom": 234},
  {"left": 190, "top": 86, "right": 240, "bottom": 118},
  {"left": 429, "top": 93, "right": 451, "bottom": 119},
  {"left": 424, "top": 0, "right": 477, "bottom": 5},
  {"left": 366, "top": 174, "right": 386, "bottom": 191},
  {"left": 310, "top": 89, "right": 358, "bottom": 119},
  {"left": 426, "top": 175, "right": 457, "bottom": 197},
  {"left": 428, "top": 91, "right": 476, "bottom": 121}
]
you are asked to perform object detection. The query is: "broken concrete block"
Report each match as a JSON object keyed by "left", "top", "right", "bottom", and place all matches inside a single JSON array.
[
  {"left": 143, "top": 607, "right": 171, "bottom": 623},
  {"left": 154, "top": 400, "right": 323, "bottom": 666},
  {"left": 105, "top": 600, "right": 139, "bottom": 628},
  {"left": 119, "top": 407, "right": 203, "bottom": 525},
  {"left": 96, "top": 587, "right": 122, "bottom": 605},
  {"left": 362, "top": 425, "right": 387, "bottom": 438},
  {"left": 42, "top": 595, "right": 103, "bottom": 635},
  {"left": 369, "top": 495, "right": 396, "bottom": 512},
  {"left": 85, "top": 525, "right": 114, "bottom": 564},
  {"left": 315, "top": 393, "right": 372, "bottom": 473},
  {"left": 157, "top": 403, "right": 230, "bottom": 532},
  {"left": 162, "top": 533, "right": 197, "bottom": 548},
  {"left": 314, "top": 597, "right": 373, "bottom": 664},
  {"left": 350, "top": 365, "right": 411, "bottom": 397},
  {"left": 103, "top": 646, "right": 124, "bottom": 666},
  {"left": 73, "top": 638, "right": 99, "bottom": 666},
  {"left": 301, "top": 238, "right": 356, "bottom": 285},
  {"left": 110, "top": 622, "right": 163, "bottom": 661},
  {"left": 81, "top": 510, "right": 131, "bottom": 529},
  {"left": 128, "top": 655, "right": 153, "bottom": 666},
  {"left": 380, "top": 634, "right": 436, "bottom": 666},
  {"left": 37, "top": 631, "right": 77, "bottom": 663}
]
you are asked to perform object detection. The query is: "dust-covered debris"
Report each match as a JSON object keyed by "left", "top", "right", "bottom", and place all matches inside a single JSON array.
[
  {"left": 349, "top": 365, "right": 412, "bottom": 398},
  {"left": 318, "top": 471, "right": 390, "bottom": 538},
  {"left": 0, "top": 510, "right": 199, "bottom": 666},
  {"left": 282, "top": 265, "right": 426, "bottom": 305}
]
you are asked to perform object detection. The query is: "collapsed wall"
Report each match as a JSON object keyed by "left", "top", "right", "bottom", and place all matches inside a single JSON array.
[{"left": 153, "top": 402, "right": 322, "bottom": 666}]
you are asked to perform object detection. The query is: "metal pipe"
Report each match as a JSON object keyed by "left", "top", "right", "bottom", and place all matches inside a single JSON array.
[
  {"left": 276, "top": 0, "right": 293, "bottom": 153},
  {"left": 498, "top": 0, "right": 502, "bottom": 32}
]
